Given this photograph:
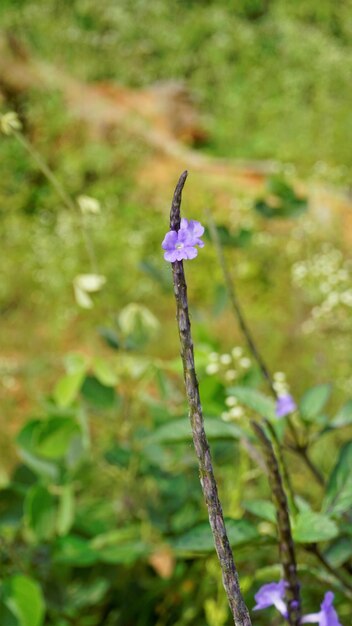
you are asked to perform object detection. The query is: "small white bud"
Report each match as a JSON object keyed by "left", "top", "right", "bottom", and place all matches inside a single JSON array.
[
  {"left": 225, "top": 396, "right": 238, "bottom": 407},
  {"left": 0, "top": 111, "right": 22, "bottom": 135},
  {"left": 225, "top": 369, "right": 237, "bottom": 381},
  {"left": 77, "top": 195, "right": 101, "bottom": 215},
  {"left": 220, "top": 354, "right": 232, "bottom": 365},
  {"left": 206, "top": 363, "right": 219, "bottom": 375}
]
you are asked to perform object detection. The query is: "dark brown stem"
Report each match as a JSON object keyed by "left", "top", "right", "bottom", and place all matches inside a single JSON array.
[
  {"left": 251, "top": 421, "right": 301, "bottom": 626},
  {"left": 206, "top": 210, "right": 325, "bottom": 488},
  {"left": 169, "top": 172, "right": 252, "bottom": 626},
  {"left": 306, "top": 544, "right": 352, "bottom": 598}
]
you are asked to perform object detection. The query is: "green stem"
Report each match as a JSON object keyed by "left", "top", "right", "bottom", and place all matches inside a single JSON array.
[{"left": 13, "top": 130, "right": 98, "bottom": 273}]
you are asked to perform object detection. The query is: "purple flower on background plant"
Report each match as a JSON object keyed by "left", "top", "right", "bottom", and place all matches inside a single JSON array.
[
  {"left": 301, "top": 592, "right": 342, "bottom": 626},
  {"left": 162, "top": 219, "right": 204, "bottom": 262},
  {"left": 276, "top": 393, "right": 297, "bottom": 418},
  {"left": 253, "top": 580, "right": 288, "bottom": 618}
]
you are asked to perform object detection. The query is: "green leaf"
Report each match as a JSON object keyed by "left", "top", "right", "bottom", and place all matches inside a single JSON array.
[
  {"left": 173, "top": 518, "right": 259, "bottom": 555},
  {"left": 323, "top": 442, "right": 352, "bottom": 516},
  {"left": 36, "top": 418, "right": 80, "bottom": 459},
  {"left": 56, "top": 485, "right": 75, "bottom": 536},
  {"left": 54, "top": 536, "right": 97, "bottom": 567},
  {"left": 254, "top": 177, "right": 308, "bottom": 219},
  {"left": 95, "top": 542, "right": 148, "bottom": 564},
  {"left": 0, "top": 488, "right": 24, "bottom": 529},
  {"left": 24, "top": 484, "right": 56, "bottom": 541},
  {"left": 331, "top": 400, "right": 352, "bottom": 428},
  {"left": 97, "top": 327, "right": 120, "bottom": 350},
  {"left": 3, "top": 575, "right": 45, "bottom": 626},
  {"left": 16, "top": 422, "right": 59, "bottom": 481},
  {"left": 151, "top": 417, "right": 244, "bottom": 444},
  {"left": 204, "top": 225, "right": 252, "bottom": 248},
  {"left": 53, "top": 371, "right": 85, "bottom": 408},
  {"left": 242, "top": 500, "right": 276, "bottom": 523},
  {"left": 292, "top": 511, "right": 338, "bottom": 543},
  {"left": 81, "top": 376, "right": 117, "bottom": 408},
  {"left": 227, "top": 386, "right": 276, "bottom": 419},
  {"left": 299, "top": 384, "right": 332, "bottom": 422},
  {"left": 324, "top": 536, "right": 352, "bottom": 568},
  {"left": 93, "top": 357, "right": 118, "bottom": 387},
  {"left": 63, "top": 353, "right": 89, "bottom": 375}
]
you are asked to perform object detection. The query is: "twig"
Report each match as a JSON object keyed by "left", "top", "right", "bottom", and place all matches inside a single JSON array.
[
  {"left": 206, "top": 210, "right": 325, "bottom": 488},
  {"left": 169, "top": 172, "right": 252, "bottom": 626},
  {"left": 206, "top": 209, "right": 275, "bottom": 396},
  {"left": 251, "top": 421, "right": 301, "bottom": 626},
  {"left": 306, "top": 544, "right": 352, "bottom": 598}
]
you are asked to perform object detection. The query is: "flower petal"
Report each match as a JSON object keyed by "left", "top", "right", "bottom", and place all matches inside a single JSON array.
[
  {"left": 162, "top": 230, "right": 178, "bottom": 250},
  {"left": 184, "top": 246, "right": 198, "bottom": 260},
  {"left": 164, "top": 250, "right": 178, "bottom": 262}
]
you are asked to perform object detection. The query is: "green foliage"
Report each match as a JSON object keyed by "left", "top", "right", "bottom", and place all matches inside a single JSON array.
[
  {"left": 254, "top": 177, "right": 308, "bottom": 219},
  {"left": 1, "top": 349, "right": 351, "bottom": 625},
  {"left": 299, "top": 384, "right": 332, "bottom": 422},
  {"left": 227, "top": 386, "right": 276, "bottom": 420},
  {"left": 1, "top": 575, "right": 44, "bottom": 626},
  {"left": 173, "top": 519, "right": 260, "bottom": 555},
  {"left": 0, "top": 1, "right": 352, "bottom": 624},
  {"left": 292, "top": 511, "right": 338, "bottom": 543},
  {"left": 323, "top": 442, "right": 352, "bottom": 516}
]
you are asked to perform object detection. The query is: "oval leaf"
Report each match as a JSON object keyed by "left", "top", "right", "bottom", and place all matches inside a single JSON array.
[
  {"left": 299, "top": 384, "right": 332, "bottom": 422},
  {"left": 173, "top": 518, "right": 259, "bottom": 555},
  {"left": 227, "top": 386, "right": 276, "bottom": 420},
  {"left": 152, "top": 417, "right": 244, "bottom": 444},
  {"left": 292, "top": 511, "right": 338, "bottom": 543},
  {"left": 4, "top": 575, "right": 44, "bottom": 626},
  {"left": 323, "top": 442, "right": 352, "bottom": 516}
]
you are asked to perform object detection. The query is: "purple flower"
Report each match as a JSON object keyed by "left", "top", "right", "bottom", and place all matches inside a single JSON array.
[
  {"left": 180, "top": 218, "right": 205, "bottom": 248},
  {"left": 162, "top": 218, "right": 204, "bottom": 262},
  {"left": 253, "top": 580, "right": 288, "bottom": 618},
  {"left": 301, "top": 592, "right": 342, "bottom": 626},
  {"left": 276, "top": 394, "right": 297, "bottom": 418}
]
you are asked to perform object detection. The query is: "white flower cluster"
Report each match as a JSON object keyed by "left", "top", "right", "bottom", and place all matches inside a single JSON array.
[
  {"left": 205, "top": 347, "right": 252, "bottom": 422},
  {"left": 291, "top": 244, "right": 352, "bottom": 333},
  {"left": 205, "top": 346, "right": 251, "bottom": 381},
  {"left": 221, "top": 395, "right": 244, "bottom": 422},
  {"left": 272, "top": 371, "right": 290, "bottom": 397}
]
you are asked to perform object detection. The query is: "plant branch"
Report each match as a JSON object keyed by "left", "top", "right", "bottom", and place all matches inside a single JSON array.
[
  {"left": 169, "top": 172, "right": 252, "bottom": 626},
  {"left": 13, "top": 130, "right": 98, "bottom": 273},
  {"left": 251, "top": 421, "right": 301, "bottom": 626},
  {"left": 206, "top": 210, "right": 325, "bottom": 488},
  {"left": 206, "top": 209, "right": 275, "bottom": 397},
  {"left": 306, "top": 544, "right": 352, "bottom": 598}
]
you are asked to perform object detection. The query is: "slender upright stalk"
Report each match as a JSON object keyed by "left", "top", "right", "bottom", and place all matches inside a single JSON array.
[
  {"left": 169, "top": 172, "right": 252, "bottom": 626},
  {"left": 251, "top": 421, "right": 301, "bottom": 626},
  {"left": 13, "top": 130, "right": 98, "bottom": 273},
  {"left": 206, "top": 210, "right": 325, "bottom": 488}
]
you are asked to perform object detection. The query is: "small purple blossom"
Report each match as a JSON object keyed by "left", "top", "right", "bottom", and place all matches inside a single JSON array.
[
  {"left": 162, "top": 218, "right": 205, "bottom": 262},
  {"left": 301, "top": 592, "right": 343, "bottom": 626},
  {"left": 180, "top": 218, "right": 205, "bottom": 248},
  {"left": 276, "top": 393, "right": 297, "bottom": 418},
  {"left": 253, "top": 580, "right": 288, "bottom": 618}
]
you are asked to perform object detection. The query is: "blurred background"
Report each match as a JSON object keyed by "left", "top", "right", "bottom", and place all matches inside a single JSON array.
[{"left": 0, "top": 1, "right": 352, "bottom": 625}]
